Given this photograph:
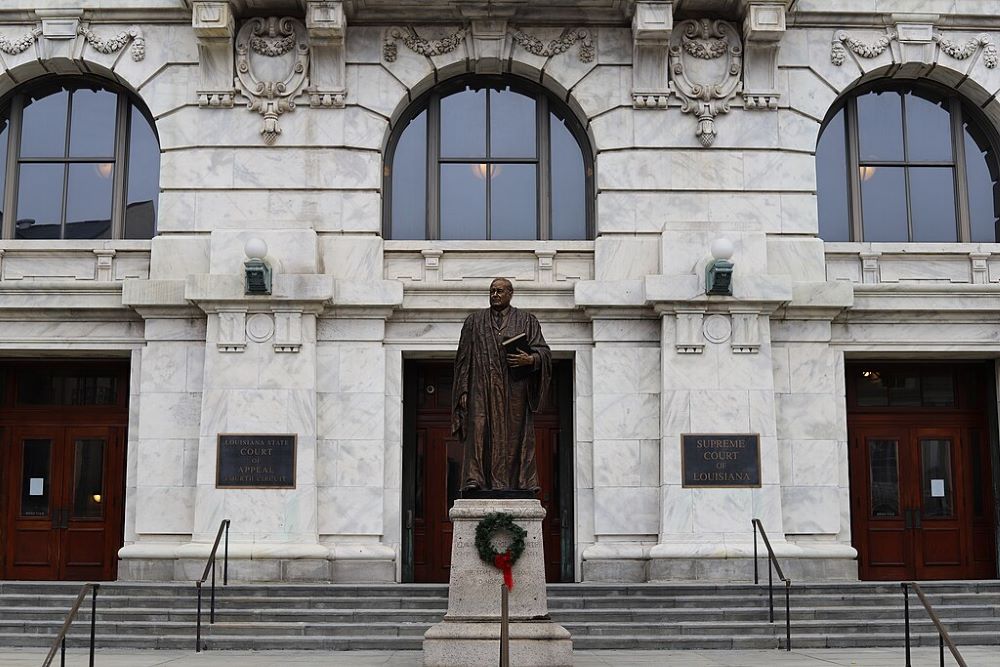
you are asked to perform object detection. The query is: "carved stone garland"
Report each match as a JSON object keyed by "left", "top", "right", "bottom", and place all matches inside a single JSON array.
[
  {"left": 0, "top": 24, "right": 144, "bottom": 61},
  {"left": 382, "top": 25, "right": 594, "bottom": 63},
  {"left": 235, "top": 17, "right": 310, "bottom": 144},
  {"left": 668, "top": 19, "right": 743, "bottom": 147},
  {"left": 832, "top": 29, "right": 997, "bottom": 69}
]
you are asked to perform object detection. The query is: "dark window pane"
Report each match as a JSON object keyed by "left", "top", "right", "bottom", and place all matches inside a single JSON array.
[
  {"left": 441, "top": 88, "right": 486, "bottom": 158},
  {"left": 869, "top": 439, "right": 899, "bottom": 518},
  {"left": 550, "top": 114, "right": 587, "bottom": 240},
  {"left": 65, "top": 163, "right": 113, "bottom": 239},
  {"left": 887, "top": 371, "right": 920, "bottom": 406},
  {"left": 857, "top": 91, "right": 904, "bottom": 162},
  {"left": 69, "top": 88, "right": 117, "bottom": 158},
  {"left": 125, "top": 106, "right": 160, "bottom": 239},
  {"left": 20, "top": 87, "right": 69, "bottom": 158},
  {"left": 857, "top": 369, "right": 888, "bottom": 407},
  {"left": 0, "top": 114, "right": 8, "bottom": 227},
  {"left": 860, "top": 166, "right": 908, "bottom": 241},
  {"left": 921, "top": 372, "right": 955, "bottom": 407},
  {"left": 15, "top": 163, "right": 64, "bottom": 239},
  {"left": 816, "top": 110, "right": 851, "bottom": 241},
  {"left": 491, "top": 163, "right": 536, "bottom": 240},
  {"left": 490, "top": 87, "right": 535, "bottom": 159},
  {"left": 920, "top": 438, "right": 953, "bottom": 518},
  {"left": 909, "top": 167, "right": 957, "bottom": 242},
  {"left": 390, "top": 110, "right": 427, "bottom": 240},
  {"left": 964, "top": 123, "right": 999, "bottom": 243},
  {"left": 17, "top": 370, "right": 117, "bottom": 405},
  {"left": 72, "top": 438, "right": 105, "bottom": 519},
  {"left": 440, "top": 163, "right": 486, "bottom": 239},
  {"left": 20, "top": 439, "right": 51, "bottom": 517},
  {"left": 905, "top": 93, "right": 952, "bottom": 162}
]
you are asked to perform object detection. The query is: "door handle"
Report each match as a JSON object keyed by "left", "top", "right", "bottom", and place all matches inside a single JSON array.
[
  {"left": 405, "top": 509, "right": 414, "bottom": 530},
  {"left": 51, "top": 508, "right": 69, "bottom": 530},
  {"left": 913, "top": 510, "right": 921, "bottom": 529}
]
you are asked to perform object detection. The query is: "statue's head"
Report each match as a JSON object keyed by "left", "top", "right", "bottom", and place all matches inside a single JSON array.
[{"left": 489, "top": 278, "right": 513, "bottom": 311}]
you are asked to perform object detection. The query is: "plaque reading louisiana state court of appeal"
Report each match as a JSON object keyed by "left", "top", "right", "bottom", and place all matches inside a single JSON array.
[
  {"left": 216, "top": 434, "right": 296, "bottom": 489},
  {"left": 682, "top": 433, "right": 761, "bottom": 488}
]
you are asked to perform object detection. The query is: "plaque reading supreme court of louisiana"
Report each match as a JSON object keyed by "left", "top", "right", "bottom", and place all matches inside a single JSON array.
[
  {"left": 216, "top": 434, "right": 296, "bottom": 489},
  {"left": 681, "top": 433, "right": 761, "bottom": 488}
]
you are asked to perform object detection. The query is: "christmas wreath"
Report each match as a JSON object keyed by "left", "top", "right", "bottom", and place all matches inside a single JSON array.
[{"left": 475, "top": 511, "right": 526, "bottom": 590}]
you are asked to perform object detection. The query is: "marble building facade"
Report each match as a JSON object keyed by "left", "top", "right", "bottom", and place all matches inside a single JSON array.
[{"left": 0, "top": 0, "right": 998, "bottom": 584}]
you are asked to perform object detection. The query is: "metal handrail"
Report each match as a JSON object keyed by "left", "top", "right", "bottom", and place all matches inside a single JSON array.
[
  {"left": 42, "top": 583, "right": 99, "bottom": 667},
  {"left": 195, "top": 518, "right": 231, "bottom": 652},
  {"left": 902, "top": 582, "right": 967, "bottom": 667},
  {"left": 751, "top": 518, "right": 791, "bottom": 651}
]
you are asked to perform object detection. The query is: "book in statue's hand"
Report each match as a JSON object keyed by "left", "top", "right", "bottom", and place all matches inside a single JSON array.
[{"left": 501, "top": 332, "right": 531, "bottom": 356}]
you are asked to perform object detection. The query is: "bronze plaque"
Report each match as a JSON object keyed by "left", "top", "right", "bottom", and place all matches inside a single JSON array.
[
  {"left": 682, "top": 433, "right": 761, "bottom": 488},
  {"left": 216, "top": 434, "right": 296, "bottom": 489}
]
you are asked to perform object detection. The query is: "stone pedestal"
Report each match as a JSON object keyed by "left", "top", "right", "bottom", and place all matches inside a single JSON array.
[{"left": 423, "top": 499, "right": 572, "bottom": 667}]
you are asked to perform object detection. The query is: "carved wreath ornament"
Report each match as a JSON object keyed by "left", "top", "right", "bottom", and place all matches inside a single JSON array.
[
  {"left": 383, "top": 25, "right": 594, "bottom": 63},
  {"left": 0, "top": 24, "right": 144, "bottom": 61},
  {"left": 475, "top": 512, "right": 526, "bottom": 591},
  {"left": 831, "top": 29, "right": 997, "bottom": 69},
  {"left": 235, "top": 17, "right": 310, "bottom": 144},
  {"left": 668, "top": 19, "right": 743, "bottom": 147}
]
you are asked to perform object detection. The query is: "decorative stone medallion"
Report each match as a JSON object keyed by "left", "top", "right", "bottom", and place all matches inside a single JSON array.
[
  {"left": 246, "top": 313, "right": 275, "bottom": 343},
  {"left": 703, "top": 314, "right": 732, "bottom": 344}
]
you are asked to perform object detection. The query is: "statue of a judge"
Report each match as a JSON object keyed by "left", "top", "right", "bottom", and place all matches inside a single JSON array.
[{"left": 452, "top": 278, "right": 552, "bottom": 494}]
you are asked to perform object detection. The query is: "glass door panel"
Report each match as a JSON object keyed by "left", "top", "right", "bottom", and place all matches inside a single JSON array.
[
  {"left": 868, "top": 439, "right": 900, "bottom": 518},
  {"left": 71, "top": 437, "right": 105, "bottom": 519},
  {"left": 919, "top": 438, "right": 954, "bottom": 518},
  {"left": 20, "top": 438, "right": 52, "bottom": 517}
]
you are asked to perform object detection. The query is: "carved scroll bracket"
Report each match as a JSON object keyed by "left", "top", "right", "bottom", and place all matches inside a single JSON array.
[
  {"left": 305, "top": 1, "right": 347, "bottom": 108},
  {"left": 742, "top": 1, "right": 787, "bottom": 110},
  {"left": 631, "top": 1, "right": 672, "bottom": 109},
  {"left": 193, "top": 1, "right": 236, "bottom": 107},
  {"left": 235, "top": 16, "right": 311, "bottom": 144},
  {"left": 669, "top": 18, "right": 743, "bottom": 147}
]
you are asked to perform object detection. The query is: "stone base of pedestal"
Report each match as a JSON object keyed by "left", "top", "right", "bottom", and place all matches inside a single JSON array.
[{"left": 422, "top": 498, "right": 572, "bottom": 667}]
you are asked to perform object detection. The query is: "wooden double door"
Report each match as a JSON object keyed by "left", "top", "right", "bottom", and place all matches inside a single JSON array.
[
  {"left": 402, "top": 360, "right": 573, "bottom": 583},
  {"left": 1, "top": 362, "right": 129, "bottom": 580},
  {"left": 848, "top": 363, "right": 997, "bottom": 580}
]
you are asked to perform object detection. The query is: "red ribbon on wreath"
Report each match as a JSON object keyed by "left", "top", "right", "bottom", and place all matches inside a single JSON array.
[{"left": 493, "top": 550, "right": 515, "bottom": 590}]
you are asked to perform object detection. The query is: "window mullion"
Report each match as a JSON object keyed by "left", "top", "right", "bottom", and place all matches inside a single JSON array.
[
  {"left": 899, "top": 93, "right": 914, "bottom": 242},
  {"left": 427, "top": 93, "right": 440, "bottom": 240},
  {"left": 111, "top": 94, "right": 129, "bottom": 239},
  {"left": 60, "top": 91, "right": 73, "bottom": 239},
  {"left": 2, "top": 94, "right": 23, "bottom": 239},
  {"left": 845, "top": 98, "right": 864, "bottom": 241},
  {"left": 951, "top": 99, "right": 972, "bottom": 243},
  {"left": 485, "top": 88, "right": 492, "bottom": 240},
  {"left": 537, "top": 95, "right": 550, "bottom": 241}
]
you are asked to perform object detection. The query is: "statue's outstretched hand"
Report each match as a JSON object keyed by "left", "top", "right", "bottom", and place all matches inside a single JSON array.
[
  {"left": 507, "top": 351, "right": 534, "bottom": 368},
  {"left": 458, "top": 393, "right": 468, "bottom": 411}
]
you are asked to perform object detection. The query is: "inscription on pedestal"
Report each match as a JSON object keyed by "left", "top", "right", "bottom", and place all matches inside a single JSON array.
[
  {"left": 681, "top": 433, "right": 761, "bottom": 487},
  {"left": 216, "top": 434, "right": 296, "bottom": 488}
]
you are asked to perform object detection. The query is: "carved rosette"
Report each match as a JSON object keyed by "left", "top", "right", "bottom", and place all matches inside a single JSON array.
[
  {"left": 236, "top": 17, "right": 310, "bottom": 144},
  {"left": 668, "top": 19, "right": 743, "bottom": 147}
]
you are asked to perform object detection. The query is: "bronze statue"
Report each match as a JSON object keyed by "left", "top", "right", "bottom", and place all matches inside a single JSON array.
[{"left": 451, "top": 278, "right": 552, "bottom": 493}]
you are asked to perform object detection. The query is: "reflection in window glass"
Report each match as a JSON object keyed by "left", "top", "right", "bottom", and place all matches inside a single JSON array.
[
  {"left": 550, "top": 115, "right": 587, "bottom": 240},
  {"left": 20, "top": 88, "right": 69, "bottom": 159},
  {"left": 390, "top": 111, "right": 427, "bottom": 240},
  {"left": 857, "top": 370, "right": 888, "bottom": 407},
  {"left": 73, "top": 438, "right": 105, "bottom": 519},
  {"left": 816, "top": 111, "right": 850, "bottom": 241},
  {"left": 920, "top": 438, "right": 953, "bottom": 518},
  {"left": 441, "top": 88, "right": 486, "bottom": 158},
  {"left": 921, "top": 373, "right": 955, "bottom": 407},
  {"left": 441, "top": 164, "right": 486, "bottom": 239},
  {"left": 491, "top": 164, "right": 537, "bottom": 240},
  {"left": 490, "top": 87, "right": 535, "bottom": 159},
  {"left": 905, "top": 94, "right": 952, "bottom": 162},
  {"left": 857, "top": 91, "right": 904, "bottom": 161},
  {"left": 18, "top": 370, "right": 117, "bottom": 406},
  {"left": 869, "top": 439, "right": 899, "bottom": 518},
  {"left": 887, "top": 372, "right": 920, "bottom": 406},
  {"left": 20, "top": 439, "right": 51, "bottom": 517},
  {"left": 909, "top": 167, "right": 957, "bottom": 242},
  {"left": 15, "top": 163, "right": 64, "bottom": 239},
  {"left": 860, "top": 166, "right": 908, "bottom": 242},
  {"left": 66, "top": 163, "right": 114, "bottom": 239},
  {"left": 125, "top": 106, "right": 160, "bottom": 239},
  {"left": 69, "top": 88, "right": 117, "bottom": 158},
  {"left": 965, "top": 124, "right": 999, "bottom": 243}
]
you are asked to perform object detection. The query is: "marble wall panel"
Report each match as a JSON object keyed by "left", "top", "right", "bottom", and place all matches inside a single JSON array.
[
  {"left": 784, "top": 67, "right": 840, "bottom": 122},
  {"left": 787, "top": 344, "right": 837, "bottom": 395},
  {"left": 594, "top": 486, "right": 658, "bottom": 536},
  {"left": 317, "top": 391, "right": 385, "bottom": 440},
  {"left": 590, "top": 107, "right": 633, "bottom": 151},
  {"left": 786, "top": 439, "right": 841, "bottom": 487},
  {"left": 690, "top": 489, "right": 751, "bottom": 534},
  {"left": 346, "top": 64, "right": 408, "bottom": 118},
  {"left": 137, "top": 63, "right": 199, "bottom": 118},
  {"left": 540, "top": 37, "right": 598, "bottom": 96},
  {"left": 150, "top": 237, "right": 211, "bottom": 279},
  {"left": 140, "top": 342, "right": 191, "bottom": 393},
  {"left": 320, "top": 236, "right": 383, "bottom": 280},
  {"left": 136, "top": 439, "right": 186, "bottom": 488},
  {"left": 328, "top": 439, "right": 385, "bottom": 487},
  {"left": 767, "top": 237, "right": 827, "bottom": 282},
  {"left": 346, "top": 26, "right": 382, "bottom": 63},
  {"left": 781, "top": 486, "right": 841, "bottom": 534},
  {"left": 137, "top": 391, "right": 202, "bottom": 440},
  {"left": 576, "top": 439, "right": 594, "bottom": 490},
  {"left": 571, "top": 65, "right": 630, "bottom": 118},
  {"left": 660, "top": 484, "right": 694, "bottom": 534},
  {"left": 593, "top": 439, "right": 641, "bottom": 487},
  {"left": 209, "top": 229, "right": 318, "bottom": 276},
  {"left": 780, "top": 193, "right": 820, "bottom": 235},
  {"left": 232, "top": 148, "right": 381, "bottom": 190},
  {"left": 743, "top": 151, "right": 816, "bottom": 192},
  {"left": 597, "top": 150, "right": 672, "bottom": 190},
  {"left": 135, "top": 486, "right": 194, "bottom": 534},
  {"left": 592, "top": 392, "right": 660, "bottom": 440},
  {"left": 318, "top": 486, "right": 383, "bottom": 535},
  {"left": 670, "top": 151, "right": 745, "bottom": 191},
  {"left": 776, "top": 393, "right": 842, "bottom": 441},
  {"left": 594, "top": 235, "right": 660, "bottom": 281},
  {"left": 593, "top": 346, "right": 660, "bottom": 394}
]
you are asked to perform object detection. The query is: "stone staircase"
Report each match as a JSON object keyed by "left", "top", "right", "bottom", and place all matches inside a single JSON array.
[{"left": 0, "top": 580, "right": 998, "bottom": 651}]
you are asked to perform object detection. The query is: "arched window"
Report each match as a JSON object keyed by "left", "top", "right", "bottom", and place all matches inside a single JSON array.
[
  {"left": 385, "top": 75, "right": 593, "bottom": 240},
  {"left": 0, "top": 77, "right": 160, "bottom": 240},
  {"left": 817, "top": 83, "right": 999, "bottom": 243}
]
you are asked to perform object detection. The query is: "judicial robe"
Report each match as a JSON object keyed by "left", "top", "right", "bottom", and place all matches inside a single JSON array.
[{"left": 451, "top": 306, "right": 552, "bottom": 491}]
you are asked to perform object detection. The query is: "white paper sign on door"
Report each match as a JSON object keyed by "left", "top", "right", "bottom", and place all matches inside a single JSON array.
[
  {"left": 930, "top": 479, "right": 945, "bottom": 498},
  {"left": 29, "top": 478, "right": 44, "bottom": 496}
]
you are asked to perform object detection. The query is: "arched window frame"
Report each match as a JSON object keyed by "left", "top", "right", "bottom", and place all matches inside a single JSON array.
[
  {"left": 0, "top": 75, "right": 160, "bottom": 240},
  {"left": 383, "top": 74, "right": 595, "bottom": 240},
  {"left": 818, "top": 80, "right": 1000, "bottom": 243}
]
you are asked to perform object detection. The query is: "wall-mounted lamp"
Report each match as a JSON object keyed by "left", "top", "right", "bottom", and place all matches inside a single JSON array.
[
  {"left": 244, "top": 237, "right": 272, "bottom": 295},
  {"left": 705, "top": 237, "right": 734, "bottom": 296}
]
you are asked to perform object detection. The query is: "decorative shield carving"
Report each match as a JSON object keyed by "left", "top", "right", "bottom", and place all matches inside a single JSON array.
[
  {"left": 236, "top": 17, "right": 310, "bottom": 144},
  {"left": 668, "top": 19, "right": 742, "bottom": 147}
]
